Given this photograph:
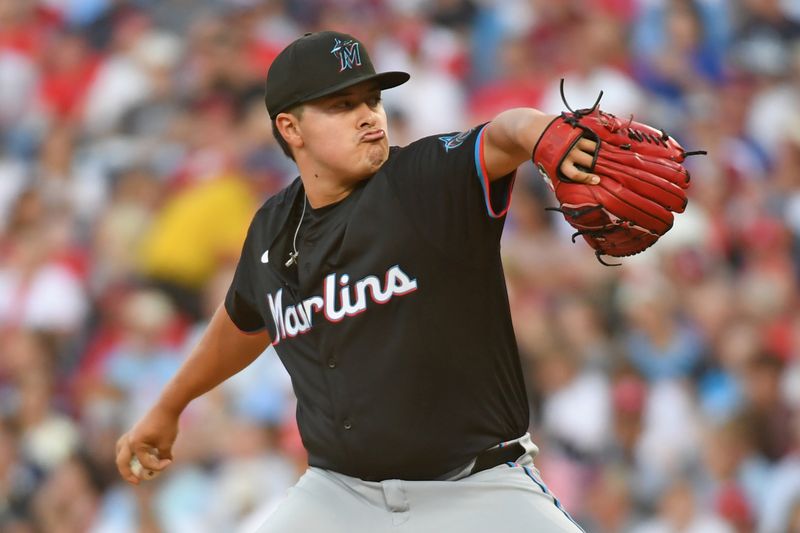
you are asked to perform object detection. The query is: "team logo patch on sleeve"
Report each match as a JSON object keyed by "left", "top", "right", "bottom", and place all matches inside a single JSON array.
[{"left": 438, "top": 129, "right": 474, "bottom": 152}]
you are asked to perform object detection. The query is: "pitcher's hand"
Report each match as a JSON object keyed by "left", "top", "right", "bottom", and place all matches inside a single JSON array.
[{"left": 115, "top": 405, "right": 178, "bottom": 484}]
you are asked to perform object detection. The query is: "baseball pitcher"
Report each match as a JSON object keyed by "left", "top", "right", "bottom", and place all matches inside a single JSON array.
[{"left": 116, "top": 31, "right": 699, "bottom": 532}]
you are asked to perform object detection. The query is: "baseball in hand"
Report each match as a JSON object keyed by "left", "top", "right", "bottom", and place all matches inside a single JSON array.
[{"left": 130, "top": 455, "right": 159, "bottom": 480}]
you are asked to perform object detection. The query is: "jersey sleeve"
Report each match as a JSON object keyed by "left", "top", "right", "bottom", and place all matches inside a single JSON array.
[
  {"left": 224, "top": 218, "right": 267, "bottom": 334},
  {"left": 385, "top": 123, "right": 515, "bottom": 256}
]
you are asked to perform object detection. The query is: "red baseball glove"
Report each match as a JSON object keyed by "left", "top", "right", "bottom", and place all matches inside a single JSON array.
[{"left": 532, "top": 84, "right": 705, "bottom": 265}]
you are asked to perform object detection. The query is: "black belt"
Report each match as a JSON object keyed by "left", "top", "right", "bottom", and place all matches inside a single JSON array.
[{"left": 470, "top": 442, "right": 526, "bottom": 475}]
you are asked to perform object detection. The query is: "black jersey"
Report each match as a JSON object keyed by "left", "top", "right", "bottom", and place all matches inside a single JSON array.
[{"left": 225, "top": 124, "right": 529, "bottom": 481}]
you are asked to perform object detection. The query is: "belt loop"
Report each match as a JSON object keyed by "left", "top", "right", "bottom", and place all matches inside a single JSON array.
[{"left": 380, "top": 479, "right": 410, "bottom": 525}]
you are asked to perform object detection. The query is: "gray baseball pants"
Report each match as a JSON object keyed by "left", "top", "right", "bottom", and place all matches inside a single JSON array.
[{"left": 254, "top": 433, "right": 584, "bottom": 532}]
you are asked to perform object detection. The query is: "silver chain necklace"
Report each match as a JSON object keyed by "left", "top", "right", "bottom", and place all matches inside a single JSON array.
[{"left": 285, "top": 194, "right": 307, "bottom": 267}]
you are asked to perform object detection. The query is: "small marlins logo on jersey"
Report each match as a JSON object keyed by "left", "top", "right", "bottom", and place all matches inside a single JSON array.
[
  {"left": 267, "top": 265, "right": 418, "bottom": 344},
  {"left": 438, "top": 129, "right": 474, "bottom": 152},
  {"left": 331, "top": 38, "right": 362, "bottom": 72}
]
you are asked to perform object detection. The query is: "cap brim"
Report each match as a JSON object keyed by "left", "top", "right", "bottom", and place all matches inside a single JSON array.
[{"left": 272, "top": 71, "right": 410, "bottom": 117}]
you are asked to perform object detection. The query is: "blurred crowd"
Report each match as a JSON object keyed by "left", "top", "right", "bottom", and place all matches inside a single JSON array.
[{"left": 0, "top": 0, "right": 799, "bottom": 531}]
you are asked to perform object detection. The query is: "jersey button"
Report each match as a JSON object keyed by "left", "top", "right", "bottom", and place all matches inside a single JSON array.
[
  {"left": 327, "top": 358, "right": 337, "bottom": 369},
  {"left": 343, "top": 420, "right": 352, "bottom": 430}
]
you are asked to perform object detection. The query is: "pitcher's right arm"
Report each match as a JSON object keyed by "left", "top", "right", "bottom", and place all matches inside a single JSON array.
[{"left": 115, "top": 304, "right": 271, "bottom": 484}]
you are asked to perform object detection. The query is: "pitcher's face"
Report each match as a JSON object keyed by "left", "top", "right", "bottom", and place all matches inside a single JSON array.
[{"left": 296, "top": 81, "right": 389, "bottom": 183}]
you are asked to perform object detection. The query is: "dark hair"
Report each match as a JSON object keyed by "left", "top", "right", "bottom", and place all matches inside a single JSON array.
[{"left": 271, "top": 106, "right": 304, "bottom": 161}]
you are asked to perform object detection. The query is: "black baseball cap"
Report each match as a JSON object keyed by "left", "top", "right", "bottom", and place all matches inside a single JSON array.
[{"left": 265, "top": 31, "right": 410, "bottom": 119}]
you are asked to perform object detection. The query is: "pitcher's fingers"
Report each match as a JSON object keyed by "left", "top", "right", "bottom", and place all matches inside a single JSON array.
[
  {"left": 566, "top": 148, "right": 595, "bottom": 169},
  {"left": 577, "top": 138, "right": 598, "bottom": 153},
  {"left": 150, "top": 453, "right": 173, "bottom": 472},
  {"left": 134, "top": 447, "right": 172, "bottom": 474},
  {"left": 134, "top": 447, "right": 163, "bottom": 470},
  {"left": 115, "top": 438, "right": 140, "bottom": 485},
  {"left": 561, "top": 161, "right": 600, "bottom": 184}
]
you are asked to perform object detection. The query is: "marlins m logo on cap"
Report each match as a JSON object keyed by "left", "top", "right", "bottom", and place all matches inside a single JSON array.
[
  {"left": 331, "top": 38, "right": 362, "bottom": 72},
  {"left": 264, "top": 31, "right": 409, "bottom": 119}
]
